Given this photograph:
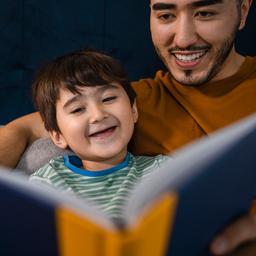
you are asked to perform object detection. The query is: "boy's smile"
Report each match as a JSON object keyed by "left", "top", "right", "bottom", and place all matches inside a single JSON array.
[
  {"left": 86, "top": 119, "right": 118, "bottom": 141},
  {"left": 50, "top": 83, "right": 138, "bottom": 171}
]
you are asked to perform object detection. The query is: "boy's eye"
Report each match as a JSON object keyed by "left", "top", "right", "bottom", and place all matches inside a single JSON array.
[
  {"left": 70, "top": 107, "right": 85, "bottom": 114},
  {"left": 102, "top": 96, "right": 117, "bottom": 103}
]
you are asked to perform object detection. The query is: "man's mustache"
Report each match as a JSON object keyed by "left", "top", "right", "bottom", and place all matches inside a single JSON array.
[{"left": 169, "top": 45, "right": 211, "bottom": 52}]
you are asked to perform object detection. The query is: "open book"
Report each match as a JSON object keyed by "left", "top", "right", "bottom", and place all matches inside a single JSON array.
[{"left": 1, "top": 114, "right": 256, "bottom": 256}]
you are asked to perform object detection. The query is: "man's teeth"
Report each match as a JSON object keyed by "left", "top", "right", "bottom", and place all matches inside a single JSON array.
[{"left": 174, "top": 52, "right": 206, "bottom": 62}]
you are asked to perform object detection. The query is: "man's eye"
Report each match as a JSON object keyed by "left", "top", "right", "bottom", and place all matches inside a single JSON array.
[
  {"left": 102, "top": 96, "right": 117, "bottom": 103},
  {"left": 70, "top": 107, "right": 85, "bottom": 114},
  {"left": 157, "top": 13, "right": 175, "bottom": 22},
  {"left": 196, "top": 11, "right": 215, "bottom": 18}
]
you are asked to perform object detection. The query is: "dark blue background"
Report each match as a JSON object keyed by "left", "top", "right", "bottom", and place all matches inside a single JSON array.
[{"left": 0, "top": 0, "right": 255, "bottom": 124}]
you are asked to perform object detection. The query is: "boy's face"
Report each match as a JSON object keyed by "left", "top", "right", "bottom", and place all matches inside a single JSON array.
[{"left": 51, "top": 83, "right": 138, "bottom": 171}]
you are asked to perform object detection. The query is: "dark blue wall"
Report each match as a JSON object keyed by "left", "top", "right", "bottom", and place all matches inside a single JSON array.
[
  {"left": 236, "top": 0, "right": 256, "bottom": 56},
  {"left": 0, "top": 0, "right": 255, "bottom": 124}
]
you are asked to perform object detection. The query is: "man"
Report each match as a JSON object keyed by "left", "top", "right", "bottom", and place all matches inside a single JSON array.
[{"left": 0, "top": 0, "right": 255, "bottom": 254}]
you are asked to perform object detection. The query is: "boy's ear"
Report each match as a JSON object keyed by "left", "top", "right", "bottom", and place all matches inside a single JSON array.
[
  {"left": 49, "top": 131, "right": 68, "bottom": 149},
  {"left": 132, "top": 100, "right": 139, "bottom": 123}
]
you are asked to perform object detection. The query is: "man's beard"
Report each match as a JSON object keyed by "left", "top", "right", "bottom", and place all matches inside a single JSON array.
[
  {"left": 181, "top": 38, "right": 235, "bottom": 86},
  {"left": 154, "top": 23, "right": 240, "bottom": 86}
]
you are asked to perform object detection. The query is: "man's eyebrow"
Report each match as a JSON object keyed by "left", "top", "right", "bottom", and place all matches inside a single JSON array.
[
  {"left": 191, "top": 0, "right": 223, "bottom": 8},
  {"left": 151, "top": 0, "right": 223, "bottom": 10},
  {"left": 63, "top": 84, "right": 119, "bottom": 109},
  {"left": 151, "top": 3, "right": 176, "bottom": 11}
]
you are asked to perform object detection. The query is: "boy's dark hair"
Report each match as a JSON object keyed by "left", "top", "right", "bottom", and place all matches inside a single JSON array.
[{"left": 32, "top": 49, "right": 136, "bottom": 132}]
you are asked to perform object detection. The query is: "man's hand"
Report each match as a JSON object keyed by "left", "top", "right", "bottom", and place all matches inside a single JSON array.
[{"left": 210, "top": 213, "right": 256, "bottom": 255}]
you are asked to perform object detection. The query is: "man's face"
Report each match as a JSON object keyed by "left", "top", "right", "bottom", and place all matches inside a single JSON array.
[{"left": 150, "top": 0, "right": 245, "bottom": 85}]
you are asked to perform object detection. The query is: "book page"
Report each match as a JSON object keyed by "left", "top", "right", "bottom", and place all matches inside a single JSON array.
[
  {"left": 0, "top": 167, "right": 116, "bottom": 230},
  {"left": 124, "top": 113, "right": 256, "bottom": 226}
]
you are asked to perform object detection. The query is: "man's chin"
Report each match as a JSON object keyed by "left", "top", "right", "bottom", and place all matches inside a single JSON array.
[
  {"left": 171, "top": 73, "right": 211, "bottom": 86},
  {"left": 168, "top": 65, "right": 213, "bottom": 86}
]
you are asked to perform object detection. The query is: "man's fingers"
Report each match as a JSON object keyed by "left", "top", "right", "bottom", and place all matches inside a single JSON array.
[{"left": 210, "top": 213, "right": 256, "bottom": 255}]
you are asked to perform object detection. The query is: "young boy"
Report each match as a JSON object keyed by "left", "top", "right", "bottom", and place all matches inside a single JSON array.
[{"left": 30, "top": 49, "right": 167, "bottom": 219}]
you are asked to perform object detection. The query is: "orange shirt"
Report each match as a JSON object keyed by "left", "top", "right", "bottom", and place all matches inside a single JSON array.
[{"left": 130, "top": 56, "right": 256, "bottom": 155}]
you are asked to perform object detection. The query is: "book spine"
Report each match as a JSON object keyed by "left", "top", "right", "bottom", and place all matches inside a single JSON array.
[{"left": 54, "top": 193, "right": 177, "bottom": 256}]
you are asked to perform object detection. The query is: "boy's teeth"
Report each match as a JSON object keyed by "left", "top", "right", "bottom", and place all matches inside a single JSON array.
[{"left": 174, "top": 52, "right": 206, "bottom": 62}]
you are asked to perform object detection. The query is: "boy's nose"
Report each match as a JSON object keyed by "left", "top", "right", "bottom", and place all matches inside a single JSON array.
[{"left": 89, "top": 104, "right": 107, "bottom": 123}]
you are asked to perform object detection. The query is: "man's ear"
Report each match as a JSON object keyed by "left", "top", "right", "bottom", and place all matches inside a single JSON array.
[
  {"left": 49, "top": 131, "right": 68, "bottom": 149},
  {"left": 239, "top": 0, "right": 253, "bottom": 30},
  {"left": 132, "top": 100, "right": 139, "bottom": 123}
]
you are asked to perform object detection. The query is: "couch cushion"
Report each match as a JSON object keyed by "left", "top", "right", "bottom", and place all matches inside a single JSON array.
[{"left": 17, "top": 138, "right": 72, "bottom": 175}]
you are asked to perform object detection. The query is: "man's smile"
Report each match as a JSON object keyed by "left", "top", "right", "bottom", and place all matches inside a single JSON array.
[
  {"left": 173, "top": 50, "right": 208, "bottom": 62},
  {"left": 170, "top": 49, "right": 209, "bottom": 69}
]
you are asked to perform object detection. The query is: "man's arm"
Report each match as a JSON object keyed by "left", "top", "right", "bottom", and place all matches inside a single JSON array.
[{"left": 0, "top": 112, "right": 49, "bottom": 168}]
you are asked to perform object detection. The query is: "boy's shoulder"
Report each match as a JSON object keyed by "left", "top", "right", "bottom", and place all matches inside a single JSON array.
[
  {"left": 130, "top": 153, "right": 170, "bottom": 168},
  {"left": 133, "top": 153, "right": 169, "bottom": 161},
  {"left": 128, "top": 153, "right": 170, "bottom": 178},
  {"left": 31, "top": 156, "right": 66, "bottom": 178}
]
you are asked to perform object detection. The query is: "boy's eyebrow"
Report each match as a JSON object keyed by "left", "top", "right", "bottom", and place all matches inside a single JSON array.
[
  {"left": 63, "top": 84, "right": 119, "bottom": 109},
  {"left": 63, "top": 94, "right": 81, "bottom": 109},
  {"left": 97, "top": 84, "right": 119, "bottom": 93},
  {"left": 151, "top": 0, "right": 223, "bottom": 10}
]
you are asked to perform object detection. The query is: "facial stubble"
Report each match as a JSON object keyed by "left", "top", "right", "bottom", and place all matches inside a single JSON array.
[{"left": 154, "top": 12, "right": 242, "bottom": 86}]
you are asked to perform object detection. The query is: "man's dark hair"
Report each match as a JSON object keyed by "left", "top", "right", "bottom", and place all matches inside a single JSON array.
[
  {"left": 235, "top": 0, "right": 244, "bottom": 21},
  {"left": 32, "top": 49, "right": 136, "bottom": 132},
  {"left": 237, "top": 0, "right": 243, "bottom": 7}
]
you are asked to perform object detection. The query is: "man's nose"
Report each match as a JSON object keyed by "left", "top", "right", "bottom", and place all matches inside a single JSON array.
[{"left": 173, "top": 15, "right": 198, "bottom": 49}]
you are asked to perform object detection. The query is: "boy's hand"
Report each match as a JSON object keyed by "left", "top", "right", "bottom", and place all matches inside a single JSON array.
[{"left": 210, "top": 213, "right": 256, "bottom": 255}]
